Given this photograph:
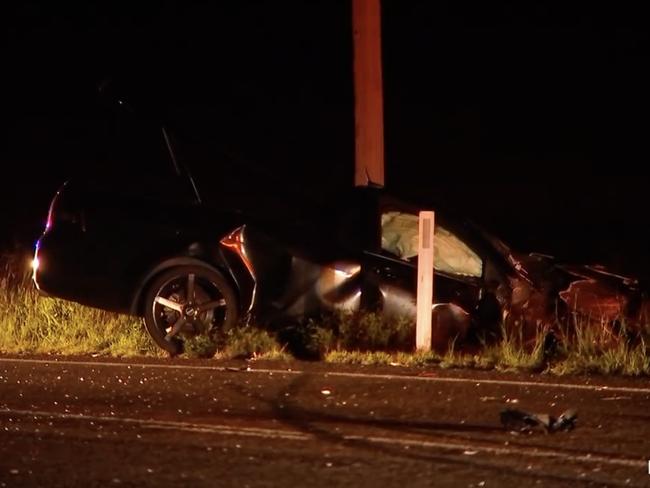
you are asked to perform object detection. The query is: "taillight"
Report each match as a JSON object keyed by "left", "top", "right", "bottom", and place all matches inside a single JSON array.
[
  {"left": 221, "top": 226, "right": 257, "bottom": 312},
  {"left": 32, "top": 241, "right": 41, "bottom": 288},
  {"left": 220, "top": 226, "right": 254, "bottom": 277}
]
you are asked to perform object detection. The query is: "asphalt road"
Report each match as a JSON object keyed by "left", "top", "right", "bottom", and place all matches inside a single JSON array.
[{"left": 1, "top": 355, "right": 649, "bottom": 487}]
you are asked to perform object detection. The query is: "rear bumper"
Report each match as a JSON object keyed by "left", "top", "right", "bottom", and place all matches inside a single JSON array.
[{"left": 32, "top": 230, "right": 134, "bottom": 315}]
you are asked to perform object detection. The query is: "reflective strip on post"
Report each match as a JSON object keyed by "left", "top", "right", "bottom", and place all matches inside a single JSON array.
[{"left": 416, "top": 211, "right": 435, "bottom": 351}]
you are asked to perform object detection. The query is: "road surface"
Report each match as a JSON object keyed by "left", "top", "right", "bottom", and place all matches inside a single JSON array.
[{"left": 1, "top": 355, "right": 649, "bottom": 487}]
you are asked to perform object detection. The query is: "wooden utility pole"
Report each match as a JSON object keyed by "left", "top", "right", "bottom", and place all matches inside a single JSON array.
[
  {"left": 352, "top": 0, "right": 385, "bottom": 187},
  {"left": 353, "top": 2, "right": 434, "bottom": 350}
]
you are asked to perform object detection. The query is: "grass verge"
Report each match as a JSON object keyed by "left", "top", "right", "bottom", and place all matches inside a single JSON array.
[
  {"left": 1, "top": 252, "right": 159, "bottom": 357},
  {"left": 2, "top": 249, "right": 649, "bottom": 375}
]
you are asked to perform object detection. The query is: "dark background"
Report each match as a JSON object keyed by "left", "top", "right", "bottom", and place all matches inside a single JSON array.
[{"left": 3, "top": 1, "right": 649, "bottom": 276}]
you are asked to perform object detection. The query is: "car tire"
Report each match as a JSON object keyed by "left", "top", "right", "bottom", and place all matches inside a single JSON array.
[{"left": 143, "top": 265, "right": 238, "bottom": 356}]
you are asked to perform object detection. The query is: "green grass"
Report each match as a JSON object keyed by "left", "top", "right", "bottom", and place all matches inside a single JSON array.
[
  {"left": 2, "top": 248, "right": 649, "bottom": 375},
  {"left": 0, "top": 251, "right": 160, "bottom": 357},
  {"left": 212, "top": 325, "right": 290, "bottom": 361},
  {"left": 549, "top": 313, "right": 650, "bottom": 376},
  {"left": 476, "top": 323, "right": 547, "bottom": 372}
]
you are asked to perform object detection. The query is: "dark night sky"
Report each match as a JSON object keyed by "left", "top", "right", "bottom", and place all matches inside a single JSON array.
[{"left": 3, "top": 1, "right": 650, "bottom": 276}]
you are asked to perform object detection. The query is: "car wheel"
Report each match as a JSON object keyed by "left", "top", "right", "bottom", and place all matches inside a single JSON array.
[{"left": 143, "top": 265, "right": 238, "bottom": 356}]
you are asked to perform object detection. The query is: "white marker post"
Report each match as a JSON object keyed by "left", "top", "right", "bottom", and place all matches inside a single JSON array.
[{"left": 416, "top": 211, "right": 435, "bottom": 351}]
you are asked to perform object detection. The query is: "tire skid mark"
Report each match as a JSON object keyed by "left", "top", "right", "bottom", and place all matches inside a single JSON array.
[
  {"left": 0, "top": 408, "right": 308, "bottom": 441},
  {"left": 346, "top": 434, "right": 645, "bottom": 469},
  {"left": 1, "top": 357, "right": 649, "bottom": 395},
  {"left": 1, "top": 407, "right": 644, "bottom": 469}
]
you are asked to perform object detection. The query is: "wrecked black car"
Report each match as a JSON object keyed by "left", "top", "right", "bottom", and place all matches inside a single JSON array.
[
  {"left": 32, "top": 88, "right": 650, "bottom": 356},
  {"left": 33, "top": 168, "right": 649, "bottom": 356}
]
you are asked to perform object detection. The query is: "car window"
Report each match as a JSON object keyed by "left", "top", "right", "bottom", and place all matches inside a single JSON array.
[
  {"left": 102, "top": 110, "right": 176, "bottom": 177},
  {"left": 84, "top": 105, "right": 200, "bottom": 203},
  {"left": 381, "top": 211, "right": 483, "bottom": 278}
]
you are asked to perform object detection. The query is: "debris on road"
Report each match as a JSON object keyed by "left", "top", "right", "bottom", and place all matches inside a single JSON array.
[
  {"left": 480, "top": 396, "right": 499, "bottom": 402},
  {"left": 225, "top": 366, "right": 251, "bottom": 372},
  {"left": 500, "top": 408, "right": 577, "bottom": 434}
]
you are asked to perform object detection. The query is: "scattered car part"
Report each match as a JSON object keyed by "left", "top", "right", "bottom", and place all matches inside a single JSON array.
[{"left": 500, "top": 407, "right": 577, "bottom": 433}]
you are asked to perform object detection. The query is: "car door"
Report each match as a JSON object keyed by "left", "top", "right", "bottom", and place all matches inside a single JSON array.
[
  {"left": 72, "top": 109, "right": 198, "bottom": 310},
  {"left": 360, "top": 205, "right": 485, "bottom": 321}
]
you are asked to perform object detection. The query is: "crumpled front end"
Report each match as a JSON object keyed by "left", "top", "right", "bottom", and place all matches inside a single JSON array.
[{"left": 500, "top": 253, "right": 649, "bottom": 347}]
